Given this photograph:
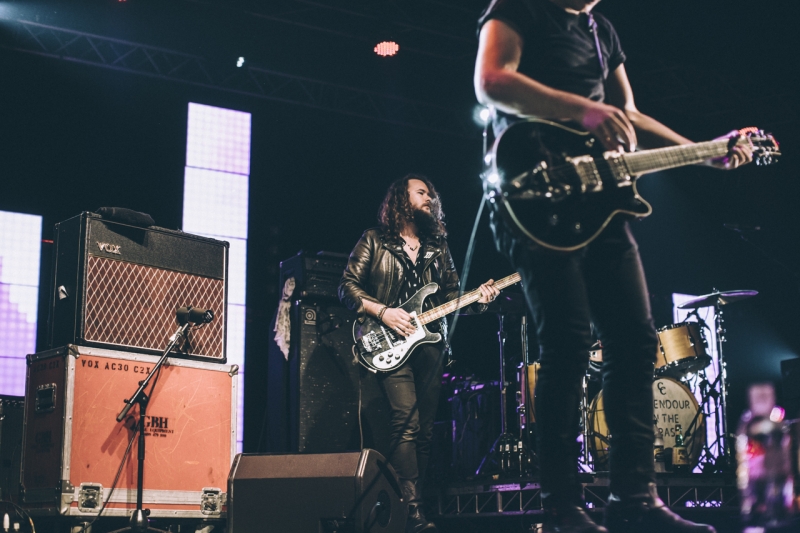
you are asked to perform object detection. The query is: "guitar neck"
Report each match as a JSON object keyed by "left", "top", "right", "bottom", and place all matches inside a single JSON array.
[
  {"left": 417, "top": 272, "right": 522, "bottom": 325},
  {"left": 623, "top": 138, "right": 734, "bottom": 175}
]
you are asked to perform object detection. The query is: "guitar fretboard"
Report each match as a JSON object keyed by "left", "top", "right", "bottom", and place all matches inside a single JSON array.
[
  {"left": 417, "top": 272, "right": 522, "bottom": 325},
  {"left": 623, "top": 138, "right": 735, "bottom": 176}
]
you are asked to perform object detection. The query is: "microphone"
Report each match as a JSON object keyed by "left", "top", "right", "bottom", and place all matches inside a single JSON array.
[
  {"left": 723, "top": 223, "right": 761, "bottom": 233},
  {"left": 176, "top": 306, "right": 215, "bottom": 325}
]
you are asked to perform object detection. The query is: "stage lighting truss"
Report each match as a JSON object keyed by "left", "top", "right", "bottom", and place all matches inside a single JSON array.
[
  {"left": 436, "top": 477, "right": 739, "bottom": 516},
  {"left": 0, "top": 19, "right": 472, "bottom": 138}
]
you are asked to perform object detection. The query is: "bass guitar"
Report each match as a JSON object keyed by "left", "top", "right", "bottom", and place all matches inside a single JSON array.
[
  {"left": 483, "top": 119, "right": 780, "bottom": 251},
  {"left": 353, "top": 272, "right": 522, "bottom": 372}
]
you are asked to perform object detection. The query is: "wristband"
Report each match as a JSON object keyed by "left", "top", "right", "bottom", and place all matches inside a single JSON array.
[{"left": 377, "top": 306, "right": 388, "bottom": 322}]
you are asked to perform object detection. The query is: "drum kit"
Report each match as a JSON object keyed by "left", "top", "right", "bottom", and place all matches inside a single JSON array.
[{"left": 517, "top": 289, "right": 758, "bottom": 475}]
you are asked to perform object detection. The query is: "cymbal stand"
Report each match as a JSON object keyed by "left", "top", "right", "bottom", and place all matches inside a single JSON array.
[
  {"left": 515, "top": 315, "right": 536, "bottom": 474},
  {"left": 477, "top": 314, "right": 511, "bottom": 474},
  {"left": 579, "top": 374, "right": 594, "bottom": 471},
  {"left": 476, "top": 314, "right": 517, "bottom": 476},
  {"left": 712, "top": 293, "right": 733, "bottom": 469},
  {"left": 682, "top": 304, "right": 731, "bottom": 472}
]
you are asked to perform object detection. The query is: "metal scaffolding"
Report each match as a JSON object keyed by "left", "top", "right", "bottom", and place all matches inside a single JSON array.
[{"left": 0, "top": 18, "right": 474, "bottom": 138}]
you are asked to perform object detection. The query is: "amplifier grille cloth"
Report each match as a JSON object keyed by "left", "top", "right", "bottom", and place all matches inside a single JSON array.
[{"left": 84, "top": 256, "right": 225, "bottom": 359}]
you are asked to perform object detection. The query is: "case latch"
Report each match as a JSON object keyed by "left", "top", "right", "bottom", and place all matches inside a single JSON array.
[
  {"left": 200, "top": 488, "right": 222, "bottom": 515},
  {"left": 35, "top": 384, "right": 57, "bottom": 413},
  {"left": 78, "top": 483, "right": 104, "bottom": 512}
]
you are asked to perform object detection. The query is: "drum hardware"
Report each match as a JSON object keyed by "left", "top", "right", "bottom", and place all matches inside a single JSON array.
[
  {"left": 678, "top": 288, "right": 758, "bottom": 472},
  {"left": 477, "top": 313, "right": 528, "bottom": 476},
  {"left": 655, "top": 320, "right": 711, "bottom": 379},
  {"left": 579, "top": 373, "right": 595, "bottom": 471},
  {"left": 515, "top": 315, "right": 537, "bottom": 474}
]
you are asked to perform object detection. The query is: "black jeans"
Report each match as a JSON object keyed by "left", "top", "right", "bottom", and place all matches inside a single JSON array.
[
  {"left": 493, "top": 215, "right": 658, "bottom": 501},
  {"left": 379, "top": 342, "right": 444, "bottom": 483}
]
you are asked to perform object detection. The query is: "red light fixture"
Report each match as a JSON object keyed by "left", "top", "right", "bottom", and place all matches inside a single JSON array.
[{"left": 374, "top": 41, "right": 399, "bottom": 57}]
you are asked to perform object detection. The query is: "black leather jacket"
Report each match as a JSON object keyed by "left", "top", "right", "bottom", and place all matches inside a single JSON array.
[{"left": 339, "top": 228, "right": 484, "bottom": 323}]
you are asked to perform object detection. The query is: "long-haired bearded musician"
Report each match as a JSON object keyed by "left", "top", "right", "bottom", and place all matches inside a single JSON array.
[{"left": 339, "top": 174, "right": 499, "bottom": 533}]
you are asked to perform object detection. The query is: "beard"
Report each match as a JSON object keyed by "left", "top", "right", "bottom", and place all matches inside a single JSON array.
[{"left": 412, "top": 208, "right": 440, "bottom": 237}]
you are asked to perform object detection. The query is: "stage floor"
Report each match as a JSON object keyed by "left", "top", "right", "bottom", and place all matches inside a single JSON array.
[{"left": 430, "top": 471, "right": 746, "bottom": 533}]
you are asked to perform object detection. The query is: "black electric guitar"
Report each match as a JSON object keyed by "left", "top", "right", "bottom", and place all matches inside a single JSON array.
[
  {"left": 353, "top": 272, "right": 522, "bottom": 372},
  {"left": 483, "top": 119, "right": 780, "bottom": 251}
]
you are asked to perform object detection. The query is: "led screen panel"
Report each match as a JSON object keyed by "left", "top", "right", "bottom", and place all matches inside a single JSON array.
[
  {"left": 184, "top": 104, "right": 251, "bottom": 453},
  {"left": 0, "top": 211, "right": 42, "bottom": 396}
]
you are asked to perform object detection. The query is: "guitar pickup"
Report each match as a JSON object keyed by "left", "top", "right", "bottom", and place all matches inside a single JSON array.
[
  {"left": 567, "top": 155, "right": 602, "bottom": 193},
  {"left": 604, "top": 152, "right": 633, "bottom": 185}
]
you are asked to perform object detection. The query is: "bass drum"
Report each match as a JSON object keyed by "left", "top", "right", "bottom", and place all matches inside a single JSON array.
[{"left": 588, "top": 377, "right": 705, "bottom": 470}]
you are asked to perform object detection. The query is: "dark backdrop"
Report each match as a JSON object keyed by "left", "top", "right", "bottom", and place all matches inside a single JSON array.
[{"left": 0, "top": 0, "right": 798, "bottom": 451}]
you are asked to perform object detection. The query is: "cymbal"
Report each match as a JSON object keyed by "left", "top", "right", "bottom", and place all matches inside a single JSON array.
[{"left": 677, "top": 290, "right": 758, "bottom": 309}]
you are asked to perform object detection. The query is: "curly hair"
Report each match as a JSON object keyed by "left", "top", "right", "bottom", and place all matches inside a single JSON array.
[{"left": 378, "top": 173, "right": 447, "bottom": 240}]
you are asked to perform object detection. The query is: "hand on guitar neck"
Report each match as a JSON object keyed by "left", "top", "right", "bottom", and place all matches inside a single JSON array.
[
  {"left": 703, "top": 129, "right": 754, "bottom": 170},
  {"left": 376, "top": 279, "right": 500, "bottom": 337}
]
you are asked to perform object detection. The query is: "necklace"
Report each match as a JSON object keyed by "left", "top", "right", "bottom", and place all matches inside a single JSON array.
[{"left": 404, "top": 240, "right": 419, "bottom": 252}]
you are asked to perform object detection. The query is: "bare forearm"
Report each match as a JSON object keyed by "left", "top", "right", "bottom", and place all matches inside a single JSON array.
[
  {"left": 477, "top": 69, "right": 593, "bottom": 122},
  {"left": 362, "top": 299, "right": 386, "bottom": 319},
  {"left": 625, "top": 109, "right": 693, "bottom": 148}
]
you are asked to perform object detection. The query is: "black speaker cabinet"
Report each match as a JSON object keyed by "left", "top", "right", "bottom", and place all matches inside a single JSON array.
[
  {"left": 47, "top": 212, "right": 228, "bottom": 362},
  {"left": 268, "top": 300, "right": 359, "bottom": 452},
  {"left": 781, "top": 357, "right": 800, "bottom": 418},
  {"left": 228, "top": 449, "right": 404, "bottom": 533},
  {"left": 0, "top": 396, "right": 24, "bottom": 503},
  {"left": 267, "top": 299, "right": 390, "bottom": 454}
]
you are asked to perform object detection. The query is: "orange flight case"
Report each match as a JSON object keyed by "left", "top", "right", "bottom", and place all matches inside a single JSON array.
[{"left": 20, "top": 345, "right": 238, "bottom": 519}]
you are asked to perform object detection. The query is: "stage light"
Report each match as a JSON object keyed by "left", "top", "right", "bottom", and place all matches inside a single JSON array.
[
  {"left": 374, "top": 41, "right": 399, "bottom": 57},
  {"left": 236, "top": 57, "right": 245, "bottom": 67},
  {"left": 486, "top": 171, "right": 500, "bottom": 184},
  {"left": 473, "top": 105, "right": 491, "bottom": 126}
]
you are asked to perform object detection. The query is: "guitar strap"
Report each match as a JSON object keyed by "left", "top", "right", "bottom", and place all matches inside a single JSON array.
[
  {"left": 429, "top": 253, "right": 454, "bottom": 361},
  {"left": 519, "top": 0, "right": 607, "bottom": 78}
]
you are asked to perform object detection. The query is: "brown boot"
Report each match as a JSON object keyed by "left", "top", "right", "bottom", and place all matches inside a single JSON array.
[
  {"left": 400, "top": 479, "right": 437, "bottom": 533},
  {"left": 543, "top": 505, "right": 608, "bottom": 533},
  {"left": 604, "top": 483, "right": 715, "bottom": 533}
]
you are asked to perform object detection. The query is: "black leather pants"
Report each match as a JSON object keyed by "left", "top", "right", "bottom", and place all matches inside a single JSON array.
[
  {"left": 493, "top": 215, "right": 659, "bottom": 501},
  {"left": 379, "top": 343, "right": 444, "bottom": 484}
]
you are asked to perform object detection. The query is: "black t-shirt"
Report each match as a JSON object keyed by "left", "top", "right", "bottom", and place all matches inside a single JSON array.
[
  {"left": 478, "top": 0, "right": 626, "bottom": 134},
  {"left": 397, "top": 239, "right": 440, "bottom": 332}
]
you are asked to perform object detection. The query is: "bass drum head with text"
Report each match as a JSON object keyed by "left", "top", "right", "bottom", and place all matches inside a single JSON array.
[{"left": 588, "top": 377, "right": 705, "bottom": 470}]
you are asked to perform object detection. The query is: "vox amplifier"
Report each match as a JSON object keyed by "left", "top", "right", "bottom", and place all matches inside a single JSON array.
[
  {"left": 48, "top": 212, "right": 228, "bottom": 362},
  {"left": 21, "top": 345, "right": 238, "bottom": 518}
]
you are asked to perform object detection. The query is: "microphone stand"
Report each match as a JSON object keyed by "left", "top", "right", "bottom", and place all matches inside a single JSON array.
[{"left": 110, "top": 320, "right": 193, "bottom": 533}]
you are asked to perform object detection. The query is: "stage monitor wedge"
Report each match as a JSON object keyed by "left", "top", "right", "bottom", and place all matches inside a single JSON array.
[{"left": 228, "top": 449, "right": 404, "bottom": 533}]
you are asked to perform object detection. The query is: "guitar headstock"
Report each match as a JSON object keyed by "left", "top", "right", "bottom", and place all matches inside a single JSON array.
[{"left": 738, "top": 127, "right": 781, "bottom": 166}]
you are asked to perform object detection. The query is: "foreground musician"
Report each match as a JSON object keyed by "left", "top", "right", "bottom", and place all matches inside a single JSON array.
[
  {"left": 339, "top": 174, "right": 499, "bottom": 533},
  {"left": 474, "top": 1, "right": 752, "bottom": 532}
]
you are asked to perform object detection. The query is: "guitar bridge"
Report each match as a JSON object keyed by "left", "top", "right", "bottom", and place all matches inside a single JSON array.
[
  {"left": 361, "top": 331, "right": 381, "bottom": 352},
  {"left": 568, "top": 155, "right": 603, "bottom": 193}
]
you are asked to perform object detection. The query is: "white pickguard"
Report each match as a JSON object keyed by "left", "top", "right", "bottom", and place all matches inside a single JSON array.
[{"left": 370, "top": 313, "right": 427, "bottom": 371}]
